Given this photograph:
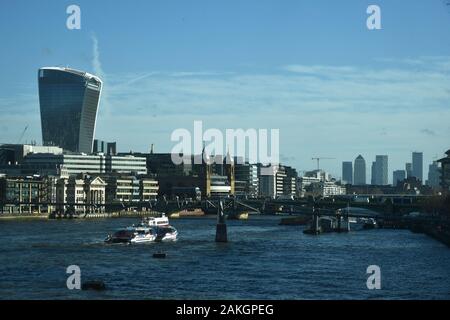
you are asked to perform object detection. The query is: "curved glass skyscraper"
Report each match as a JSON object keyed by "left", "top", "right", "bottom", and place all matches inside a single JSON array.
[{"left": 38, "top": 67, "right": 102, "bottom": 153}]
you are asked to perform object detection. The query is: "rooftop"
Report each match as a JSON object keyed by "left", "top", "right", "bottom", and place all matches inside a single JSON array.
[{"left": 39, "top": 67, "right": 102, "bottom": 84}]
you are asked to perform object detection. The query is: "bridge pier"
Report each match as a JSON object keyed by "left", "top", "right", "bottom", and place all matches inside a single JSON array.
[
  {"left": 337, "top": 214, "right": 342, "bottom": 232},
  {"left": 215, "top": 200, "right": 228, "bottom": 242},
  {"left": 304, "top": 207, "right": 321, "bottom": 235}
]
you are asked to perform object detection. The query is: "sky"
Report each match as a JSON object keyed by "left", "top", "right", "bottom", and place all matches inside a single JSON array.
[{"left": 1, "top": 0, "right": 450, "bottom": 181}]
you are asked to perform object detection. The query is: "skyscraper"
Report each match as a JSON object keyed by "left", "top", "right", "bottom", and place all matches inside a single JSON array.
[
  {"left": 426, "top": 161, "right": 440, "bottom": 188},
  {"left": 353, "top": 155, "right": 366, "bottom": 185},
  {"left": 372, "top": 155, "right": 388, "bottom": 185},
  {"left": 342, "top": 161, "right": 353, "bottom": 184},
  {"left": 371, "top": 161, "right": 376, "bottom": 185},
  {"left": 412, "top": 152, "right": 423, "bottom": 183},
  {"left": 38, "top": 67, "right": 102, "bottom": 153},
  {"left": 405, "top": 162, "right": 412, "bottom": 178},
  {"left": 393, "top": 170, "right": 406, "bottom": 187}
]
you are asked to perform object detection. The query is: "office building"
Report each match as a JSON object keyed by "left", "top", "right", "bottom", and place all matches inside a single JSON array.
[
  {"left": 371, "top": 161, "right": 376, "bottom": 185},
  {"left": 0, "top": 175, "right": 46, "bottom": 214},
  {"left": 105, "top": 155, "right": 147, "bottom": 175},
  {"left": 298, "top": 170, "right": 327, "bottom": 197},
  {"left": 437, "top": 150, "right": 450, "bottom": 192},
  {"left": 258, "top": 165, "right": 297, "bottom": 199},
  {"left": 353, "top": 155, "right": 366, "bottom": 185},
  {"left": 298, "top": 170, "right": 345, "bottom": 197},
  {"left": 412, "top": 152, "right": 423, "bottom": 183},
  {"left": 0, "top": 144, "right": 63, "bottom": 166},
  {"left": 56, "top": 175, "right": 106, "bottom": 214},
  {"left": 393, "top": 170, "right": 406, "bottom": 187},
  {"left": 106, "top": 142, "right": 117, "bottom": 156},
  {"left": 426, "top": 161, "right": 440, "bottom": 189},
  {"left": 93, "top": 140, "right": 106, "bottom": 154},
  {"left": 258, "top": 165, "right": 282, "bottom": 198},
  {"left": 22, "top": 153, "right": 147, "bottom": 176},
  {"left": 406, "top": 163, "right": 413, "bottom": 178},
  {"left": 372, "top": 155, "right": 388, "bottom": 185},
  {"left": 342, "top": 161, "right": 353, "bottom": 184},
  {"left": 283, "top": 166, "right": 298, "bottom": 197},
  {"left": 38, "top": 67, "right": 102, "bottom": 153},
  {"left": 234, "top": 161, "right": 259, "bottom": 197},
  {"left": 94, "top": 140, "right": 117, "bottom": 156},
  {"left": 318, "top": 181, "right": 346, "bottom": 197}
]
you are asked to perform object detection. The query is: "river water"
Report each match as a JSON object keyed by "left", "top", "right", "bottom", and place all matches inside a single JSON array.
[{"left": 0, "top": 216, "right": 449, "bottom": 299}]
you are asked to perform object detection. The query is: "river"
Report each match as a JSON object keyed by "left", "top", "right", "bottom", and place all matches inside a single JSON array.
[{"left": 0, "top": 216, "right": 449, "bottom": 299}]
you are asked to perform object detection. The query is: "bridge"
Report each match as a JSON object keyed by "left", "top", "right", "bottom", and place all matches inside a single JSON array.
[{"left": 0, "top": 194, "right": 427, "bottom": 220}]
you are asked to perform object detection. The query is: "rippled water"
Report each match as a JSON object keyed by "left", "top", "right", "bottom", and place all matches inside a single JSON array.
[{"left": 0, "top": 216, "right": 449, "bottom": 299}]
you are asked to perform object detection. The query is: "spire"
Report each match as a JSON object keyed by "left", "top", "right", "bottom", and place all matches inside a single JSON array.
[
  {"left": 225, "top": 145, "right": 234, "bottom": 165},
  {"left": 202, "top": 140, "right": 210, "bottom": 164}
]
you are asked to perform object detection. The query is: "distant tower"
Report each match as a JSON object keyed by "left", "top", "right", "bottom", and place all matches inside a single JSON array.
[
  {"left": 405, "top": 162, "right": 412, "bottom": 178},
  {"left": 372, "top": 155, "right": 388, "bottom": 185},
  {"left": 426, "top": 161, "right": 440, "bottom": 188},
  {"left": 106, "top": 142, "right": 117, "bottom": 155},
  {"left": 393, "top": 170, "right": 406, "bottom": 187},
  {"left": 371, "top": 161, "right": 377, "bottom": 185},
  {"left": 38, "top": 67, "right": 102, "bottom": 153},
  {"left": 412, "top": 152, "right": 423, "bottom": 184},
  {"left": 354, "top": 155, "right": 366, "bottom": 185},
  {"left": 342, "top": 161, "right": 353, "bottom": 184}
]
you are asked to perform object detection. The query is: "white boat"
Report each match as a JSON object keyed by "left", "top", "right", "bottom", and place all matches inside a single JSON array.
[
  {"left": 348, "top": 217, "right": 377, "bottom": 231},
  {"left": 105, "top": 213, "right": 177, "bottom": 244},
  {"left": 155, "top": 226, "right": 178, "bottom": 242},
  {"left": 105, "top": 226, "right": 156, "bottom": 244},
  {"left": 130, "top": 227, "right": 157, "bottom": 243},
  {"left": 140, "top": 213, "right": 169, "bottom": 227}
]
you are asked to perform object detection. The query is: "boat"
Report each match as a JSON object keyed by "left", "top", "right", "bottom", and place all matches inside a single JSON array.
[
  {"left": 140, "top": 213, "right": 169, "bottom": 227},
  {"left": 104, "top": 213, "right": 177, "bottom": 244},
  {"left": 104, "top": 228, "right": 135, "bottom": 243},
  {"left": 130, "top": 226, "right": 157, "bottom": 243},
  {"left": 104, "top": 226, "right": 157, "bottom": 244},
  {"left": 154, "top": 226, "right": 178, "bottom": 242},
  {"left": 362, "top": 218, "right": 377, "bottom": 229},
  {"left": 348, "top": 217, "right": 377, "bottom": 231}
]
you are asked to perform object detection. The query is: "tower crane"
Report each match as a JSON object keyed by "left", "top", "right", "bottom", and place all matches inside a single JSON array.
[{"left": 17, "top": 125, "right": 28, "bottom": 144}]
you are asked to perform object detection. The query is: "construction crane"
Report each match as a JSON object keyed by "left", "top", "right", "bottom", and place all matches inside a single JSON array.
[
  {"left": 17, "top": 125, "right": 28, "bottom": 144},
  {"left": 311, "top": 157, "right": 335, "bottom": 170}
]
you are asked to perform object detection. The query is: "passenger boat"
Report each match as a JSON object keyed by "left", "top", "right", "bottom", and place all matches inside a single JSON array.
[
  {"left": 104, "top": 226, "right": 157, "bottom": 244},
  {"left": 104, "top": 213, "right": 178, "bottom": 244},
  {"left": 140, "top": 213, "right": 169, "bottom": 227},
  {"left": 348, "top": 217, "right": 377, "bottom": 231},
  {"left": 155, "top": 226, "right": 178, "bottom": 242}
]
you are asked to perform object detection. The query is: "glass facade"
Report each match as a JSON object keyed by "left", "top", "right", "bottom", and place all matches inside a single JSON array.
[{"left": 38, "top": 67, "right": 102, "bottom": 153}]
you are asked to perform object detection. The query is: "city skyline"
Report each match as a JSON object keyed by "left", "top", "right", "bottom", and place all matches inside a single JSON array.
[
  {"left": 1, "top": 1, "right": 450, "bottom": 180},
  {"left": 0, "top": 1, "right": 450, "bottom": 304}
]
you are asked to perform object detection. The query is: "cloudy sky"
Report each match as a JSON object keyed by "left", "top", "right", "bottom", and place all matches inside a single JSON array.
[{"left": 1, "top": 0, "right": 450, "bottom": 181}]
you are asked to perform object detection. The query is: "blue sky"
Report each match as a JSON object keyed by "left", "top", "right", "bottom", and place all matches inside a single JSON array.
[{"left": 1, "top": 0, "right": 450, "bottom": 181}]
